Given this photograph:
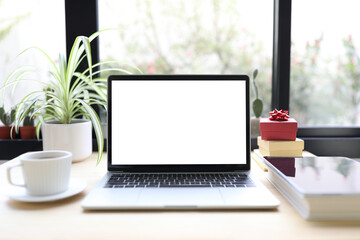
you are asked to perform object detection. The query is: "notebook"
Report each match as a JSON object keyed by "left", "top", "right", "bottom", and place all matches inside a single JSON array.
[{"left": 81, "top": 75, "right": 279, "bottom": 210}]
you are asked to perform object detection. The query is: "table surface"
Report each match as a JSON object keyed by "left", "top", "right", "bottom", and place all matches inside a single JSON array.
[{"left": 1, "top": 153, "right": 360, "bottom": 240}]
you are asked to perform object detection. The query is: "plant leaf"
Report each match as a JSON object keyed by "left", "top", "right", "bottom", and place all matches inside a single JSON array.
[
  {"left": 253, "top": 69, "right": 258, "bottom": 80},
  {"left": 76, "top": 99, "right": 103, "bottom": 165},
  {"left": 252, "top": 98, "right": 263, "bottom": 118},
  {"left": 79, "top": 36, "right": 92, "bottom": 82}
]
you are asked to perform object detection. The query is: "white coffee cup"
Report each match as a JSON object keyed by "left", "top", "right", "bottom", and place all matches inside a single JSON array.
[{"left": 7, "top": 150, "right": 72, "bottom": 196}]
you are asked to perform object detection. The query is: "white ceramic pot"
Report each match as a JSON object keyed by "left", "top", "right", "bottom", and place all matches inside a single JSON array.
[{"left": 42, "top": 119, "right": 92, "bottom": 162}]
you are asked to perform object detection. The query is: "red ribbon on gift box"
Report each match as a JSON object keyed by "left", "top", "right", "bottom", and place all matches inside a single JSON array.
[{"left": 269, "top": 109, "right": 290, "bottom": 121}]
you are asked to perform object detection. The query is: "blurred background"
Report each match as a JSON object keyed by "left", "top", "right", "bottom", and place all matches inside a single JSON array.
[{"left": 1, "top": 0, "right": 360, "bottom": 127}]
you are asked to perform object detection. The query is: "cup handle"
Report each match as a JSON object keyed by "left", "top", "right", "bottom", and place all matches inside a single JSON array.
[{"left": 7, "top": 162, "right": 26, "bottom": 187}]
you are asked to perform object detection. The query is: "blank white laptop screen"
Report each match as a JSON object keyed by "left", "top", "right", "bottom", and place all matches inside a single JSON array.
[{"left": 111, "top": 80, "right": 247, "bottom": 165}]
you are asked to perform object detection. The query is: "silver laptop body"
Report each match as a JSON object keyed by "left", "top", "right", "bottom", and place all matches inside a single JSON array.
[{"left": 82, "top": 75, "right": 279, "bottom": 210}]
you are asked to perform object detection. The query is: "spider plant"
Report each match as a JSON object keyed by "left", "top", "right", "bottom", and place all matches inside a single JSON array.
[{"left": 3, "top": 30, "right": 139, "bottom": 164}]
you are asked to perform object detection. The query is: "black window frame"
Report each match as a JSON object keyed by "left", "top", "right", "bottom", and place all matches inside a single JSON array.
[
  {"left": 1, "top": 0, "right": 360, "bottom": 159},
  {"left": 273, "top": 0, "right": 360, "bottom": 158}
]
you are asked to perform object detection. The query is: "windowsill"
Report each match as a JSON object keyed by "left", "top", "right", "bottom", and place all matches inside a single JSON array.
[
  {"left": 0, "top": 139, "right": 106, "bottom": 160},
  {"left": 0, "top": 139, "right": 42, "bottom": 160}
]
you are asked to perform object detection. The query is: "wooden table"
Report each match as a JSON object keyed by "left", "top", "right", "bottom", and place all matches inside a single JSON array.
[{"left": 1, "top": 153, "right": 360, "bottom": 240}]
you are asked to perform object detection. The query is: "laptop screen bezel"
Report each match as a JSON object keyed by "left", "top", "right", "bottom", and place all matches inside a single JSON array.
[{"left": 107, "top": 75, "right": 250, "bottom": 172}]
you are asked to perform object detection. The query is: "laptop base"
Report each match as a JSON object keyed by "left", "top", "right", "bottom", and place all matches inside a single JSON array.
[{"left": 82, "top": 173, "right": 279, "bottom": 210}]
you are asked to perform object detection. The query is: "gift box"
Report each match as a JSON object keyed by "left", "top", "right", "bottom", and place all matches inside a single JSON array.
[
  {"left": 257, "top": 136, "right": 303, "bottom": 157},
  {"left": 260, "top": 117, "right": 298, "bottom": 141},
  {"left": 259, "top": 147, "right": 303, "bottom": 157},
  {"left": 257, "top": 136, "right": 304, "bottom": 152}
]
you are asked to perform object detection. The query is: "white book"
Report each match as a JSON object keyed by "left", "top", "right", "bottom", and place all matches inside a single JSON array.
[{"left": 263, "top": 156, "right": 360, "bottom": 220}]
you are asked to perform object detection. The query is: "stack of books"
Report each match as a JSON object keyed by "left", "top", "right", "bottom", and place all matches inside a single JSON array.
[{"left": 263, "top": 156, "right": 360, "bottom": 220}]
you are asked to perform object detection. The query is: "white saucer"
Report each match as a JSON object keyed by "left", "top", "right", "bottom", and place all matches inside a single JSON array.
[{"left": 8, "top": 178, "right": 87, "bottom": 203}]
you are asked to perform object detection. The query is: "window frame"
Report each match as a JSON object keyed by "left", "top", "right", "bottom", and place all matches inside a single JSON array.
[
  {"left": 65, "top": 0, "right": 104, "bottom": 151},
  {"left": 1, "top": 0, "right": 360, "bottom": 160},
  {"left": 273, "top": 0, "right": 360, "bottom": 157}
]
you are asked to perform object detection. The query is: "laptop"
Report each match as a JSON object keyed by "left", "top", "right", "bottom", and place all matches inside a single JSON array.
[{"left": 82, "top": 74, "right": 279, "bottom": 210}]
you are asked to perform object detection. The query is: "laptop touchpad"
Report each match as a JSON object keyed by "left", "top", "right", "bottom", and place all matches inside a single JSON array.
[{"left": 138, "top": 188, "right": 223, "bottom": 206}]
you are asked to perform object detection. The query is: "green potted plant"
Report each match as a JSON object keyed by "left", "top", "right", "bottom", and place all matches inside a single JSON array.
[
  {"left": 251, "top": 69, "right": 263, "bottom": 138},
  {"left": 19, "top": 107, "right": 36, "bottom": 139},
  {"left": 3, "top": 30, "right": 137, "bottom": 164},
  {"left": 0, "top": 106, "right": 16, "bottom": 139}
]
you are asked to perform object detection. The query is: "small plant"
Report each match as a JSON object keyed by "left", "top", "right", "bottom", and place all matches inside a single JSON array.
[
  {"left": 0, "top": 106, "right": 15, "bottom": 126},
  {"left": 252, "top": 69, "right": 263, "bottom": 118}
]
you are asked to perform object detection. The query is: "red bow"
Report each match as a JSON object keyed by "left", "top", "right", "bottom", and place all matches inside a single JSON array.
[{"left": 269, "top": 109, "right": 290, "bottom": 121}]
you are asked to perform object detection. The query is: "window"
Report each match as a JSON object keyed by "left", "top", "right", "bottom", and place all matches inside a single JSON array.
[
  {"left": 2, "top": 0, "right": 360, "bottom": 159},
  {"left": 291, "top": 0, "right": 360, "bottom": 126},
  {"left": 98, "top": 0, "right": 274, "bottom": 116},
  {"left": 0, "top": 0, "right": 66, "bottom": 111},
  {"left": 274, "top": 0, "right": 360, "bottom": 157},
  {"left": 0, "top": 0, "right": 65, "bottom": 159}
]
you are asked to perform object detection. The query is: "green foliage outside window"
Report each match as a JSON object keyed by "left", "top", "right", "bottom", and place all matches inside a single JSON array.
[
  {"left": 2, "top": 0, "right": 360, "bottom": 126},
  {"left": 291, "top": 35, "right": 360, "bottom": 126},
  {"left": 101, "top": 0, "right": 273, "bottom": 118}
]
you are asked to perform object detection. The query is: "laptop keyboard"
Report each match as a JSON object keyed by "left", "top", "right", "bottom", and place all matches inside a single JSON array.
[{"left": 104, "top": 173, "right": 255, "bottom": 188}]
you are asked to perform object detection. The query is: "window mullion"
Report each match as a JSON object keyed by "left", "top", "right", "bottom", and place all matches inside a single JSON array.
[{"left": 272, "top": 0, "right": 292, "bottom": 111}]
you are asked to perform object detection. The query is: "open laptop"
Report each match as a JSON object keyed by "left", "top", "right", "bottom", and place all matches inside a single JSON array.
[{"left": 82, "top": 75, "right": 279, "bottom": 210}]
